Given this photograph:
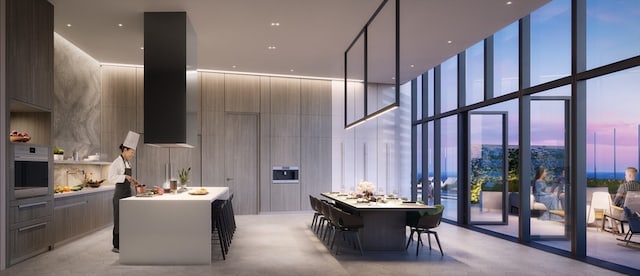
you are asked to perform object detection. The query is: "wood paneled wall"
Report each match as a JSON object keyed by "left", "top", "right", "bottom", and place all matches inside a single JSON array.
[
  {"left": 101, "top": 69, "right": 332, "bottom": 212},
  {"left": 100, "top": 66, "right": 137, "bottom": 165},
  {"left": 201, "top": 73, "right": 332, "bottom": 212}
]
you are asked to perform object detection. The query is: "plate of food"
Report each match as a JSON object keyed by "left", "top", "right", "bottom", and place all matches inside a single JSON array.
[{"left": 189, "top": 188, "right": 209, "bottom": 195}]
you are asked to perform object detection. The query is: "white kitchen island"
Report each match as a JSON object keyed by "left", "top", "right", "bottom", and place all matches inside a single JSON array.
[{"left": 119, "top": 186, "right": 229, "bottom": 265}]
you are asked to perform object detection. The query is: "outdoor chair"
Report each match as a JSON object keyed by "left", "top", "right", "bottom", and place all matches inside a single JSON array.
[
  {"left": 616, "top": 207, "right": 640, "bottom": 246},
  {"left": 604, "top": 191, "right": 640, "bottom": 234}
]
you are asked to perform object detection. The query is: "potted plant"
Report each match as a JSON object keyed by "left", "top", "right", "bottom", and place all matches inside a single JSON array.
[
  {"left": 178, "top": 167, "right": 191, "bottom": 190},
  {"left": 53, "top": 147, "right": 64, "bottom": 160}
]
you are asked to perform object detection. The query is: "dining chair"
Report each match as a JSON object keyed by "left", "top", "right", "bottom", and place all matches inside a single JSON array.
[
  {"left": 405, "top": 204, "right": 445, "bottom": 256},
  {"left": 309, "top": 195, "right": 322, "bottom": 231},
  {"left": 328, "top": 205, "right": 364, "bottom": 255},
  {"left": 319, "top": 200, "right": 335, "bottom": 243}
]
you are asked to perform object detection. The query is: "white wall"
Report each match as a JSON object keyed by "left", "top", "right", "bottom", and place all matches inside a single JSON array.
[{"left": 331, "top": 80, "right": 412, "bottom": 197}]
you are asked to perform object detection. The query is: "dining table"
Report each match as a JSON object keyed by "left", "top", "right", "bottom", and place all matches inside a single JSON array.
[{"left": 321, "top": 192, "right": 435, "bottom": 251}]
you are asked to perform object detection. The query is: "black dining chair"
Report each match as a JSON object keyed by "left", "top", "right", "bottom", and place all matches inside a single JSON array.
[
  {"left": 405, "top": 204, "right": 445, "bottom": 256},
  {"left": 329, "top": 205, "right": 364, "bottom": 255},
  {"left": 309, "top": 195, "right": 323, "bottom": 232}
]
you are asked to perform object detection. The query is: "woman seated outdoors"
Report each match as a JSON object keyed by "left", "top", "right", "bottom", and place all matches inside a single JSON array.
[{"left": 533, "top": 166, "right": 563, "bottom": 221}]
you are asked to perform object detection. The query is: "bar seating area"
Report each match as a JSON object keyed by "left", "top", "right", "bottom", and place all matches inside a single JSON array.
[{"left": 212, "top": 193, "right": 237, "bottom": 260}]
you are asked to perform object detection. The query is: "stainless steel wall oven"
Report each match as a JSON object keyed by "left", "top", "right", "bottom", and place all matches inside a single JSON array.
[{"left": 12, "top": 144, "right": 50, "bottom": 199}]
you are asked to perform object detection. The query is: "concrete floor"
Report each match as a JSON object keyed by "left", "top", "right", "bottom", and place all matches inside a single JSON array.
[{"left": 0, "top": 212, "right": 625, "bottom": 276}]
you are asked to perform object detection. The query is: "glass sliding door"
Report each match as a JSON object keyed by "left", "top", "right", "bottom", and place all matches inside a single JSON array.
[{"left": 468, "top": 112, "right": 508, "bottom": 224}]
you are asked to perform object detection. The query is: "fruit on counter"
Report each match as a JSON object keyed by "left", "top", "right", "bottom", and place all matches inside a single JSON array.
[
  {"left": 54, "top": 184, "right": 85, "bottom": 193},
  {"left": 9, "top": 130, "right": 31, "bottom": 142},
  {"left": 149, "top": 186, "right": 164, "bottom": 195},
  {"left": 71, "top": 184, "right": 84, "bottom": 191}
]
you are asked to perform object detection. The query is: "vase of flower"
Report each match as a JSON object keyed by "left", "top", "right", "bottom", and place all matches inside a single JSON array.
[
  {"left": 357, "top": 181, "right": 375, "bottom": 199},
  {"left": 178, "top": 167, "right": 191, "bottom": 192}
]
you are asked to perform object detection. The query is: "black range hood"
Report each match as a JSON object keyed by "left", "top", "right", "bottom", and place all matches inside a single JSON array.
[{"left": 143, "top": 12, "right": 198, "bottom": 148}]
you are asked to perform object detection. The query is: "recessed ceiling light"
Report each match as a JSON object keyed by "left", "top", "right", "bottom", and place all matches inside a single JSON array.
[
  {"left": 506, "top": 1, "right": 513, "bottom": 5},
  {"left": 410, "top": 64, "right": 415, "bottom": 68},
  {"left": 140, "top": 46, "right": 144, "bottom": 50},
  {"left": 66, "top": 23, "right": 72, "bottom": 27},
  {"left": 447, "top": 40, "right": 453, "bottom": 44},
  {"left": 267, "top": 46, "right": 277, "bottom": 50},
  {"left": 232, "top": 65, "right": 237, "bottom": 69},
  {"left": 270, "top": 22, "right": 280, "bottom": 26},
  {"left": 391, "top": 77, "right": 396, "bottom": 80},
  {"left": 290, "top": 69, "right": 294, "bottom": 72},
  {"left": 118, "top": 23, "right": 123, "bottom": 27}
]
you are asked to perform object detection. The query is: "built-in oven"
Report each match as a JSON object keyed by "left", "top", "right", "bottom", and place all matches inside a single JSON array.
[
  {"left": 272, "top": 166, "right": 299, "bottom": 184},
  {"left": 13, "top": 144, "right": 50, "bottom": 199}
]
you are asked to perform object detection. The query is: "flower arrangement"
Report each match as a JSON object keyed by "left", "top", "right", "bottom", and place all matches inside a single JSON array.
[{"left": 357, "top": 181, "right": 375, "bottom": 196}]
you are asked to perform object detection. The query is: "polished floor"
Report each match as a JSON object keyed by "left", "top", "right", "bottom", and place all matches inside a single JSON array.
[{"left": 0, "top": 212, "right": 626, "bottom": 276}]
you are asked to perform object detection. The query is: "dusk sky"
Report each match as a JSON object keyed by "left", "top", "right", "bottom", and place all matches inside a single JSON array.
[{"left": 423, "top": 0, "right": 640, "bottom": 175}]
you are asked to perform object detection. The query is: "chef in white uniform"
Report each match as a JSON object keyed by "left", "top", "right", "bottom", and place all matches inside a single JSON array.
[{"left": 108, "top": 131, "right": 140, "bottom": 253}]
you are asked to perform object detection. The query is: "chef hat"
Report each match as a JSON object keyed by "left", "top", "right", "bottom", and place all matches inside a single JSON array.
[{"left": 123, "top": 131, "right": 140, "bottom": 150}]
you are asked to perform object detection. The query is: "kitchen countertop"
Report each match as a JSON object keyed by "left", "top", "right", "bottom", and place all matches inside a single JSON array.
[
  {"left": 54, "top": 185, "right": 115, "bottom": 198},
  {"left": 121, "top": 186, "right": 227, "bottom": 202},
  {"left": 120, "top": 187, "right": 229, "bottom": 265}
]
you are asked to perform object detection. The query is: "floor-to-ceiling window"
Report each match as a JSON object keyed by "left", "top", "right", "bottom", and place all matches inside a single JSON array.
[
  {"left": 440, "top": 115, "right": 458, "bottom": 221},
  {"left": 585, "top": 67, "right": 640, "bottom": 267},
  {"left": 412, "top": 0, "right": 640, "bottom": 273}
]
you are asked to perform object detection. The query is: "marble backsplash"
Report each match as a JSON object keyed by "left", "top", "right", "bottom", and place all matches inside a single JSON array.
[{"left": 52, "top": 33, "right": 101, "bottom": 161}]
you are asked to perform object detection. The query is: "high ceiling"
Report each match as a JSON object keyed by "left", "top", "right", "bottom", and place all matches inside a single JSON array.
[{"left": 49, "top": 0, "right": 549, "bottom": 83}]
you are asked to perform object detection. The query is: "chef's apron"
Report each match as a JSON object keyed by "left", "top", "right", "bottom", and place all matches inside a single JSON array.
[{"left": 112, "top": 156, "right": 132, "bottom": 249}]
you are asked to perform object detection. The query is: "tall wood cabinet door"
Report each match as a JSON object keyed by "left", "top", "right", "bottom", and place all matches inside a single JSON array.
[
  {"left": 32, "top": 0, "right": 53, "bottom": 109},
  {"left": 6, "top": 0, "right": 34, "bottom": 105},
  {"left": 6, "top": 0, "right": 53, "bottom": 110},
  {"left": 225, "top": 114, "right": 259, "bottom": 214}
]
